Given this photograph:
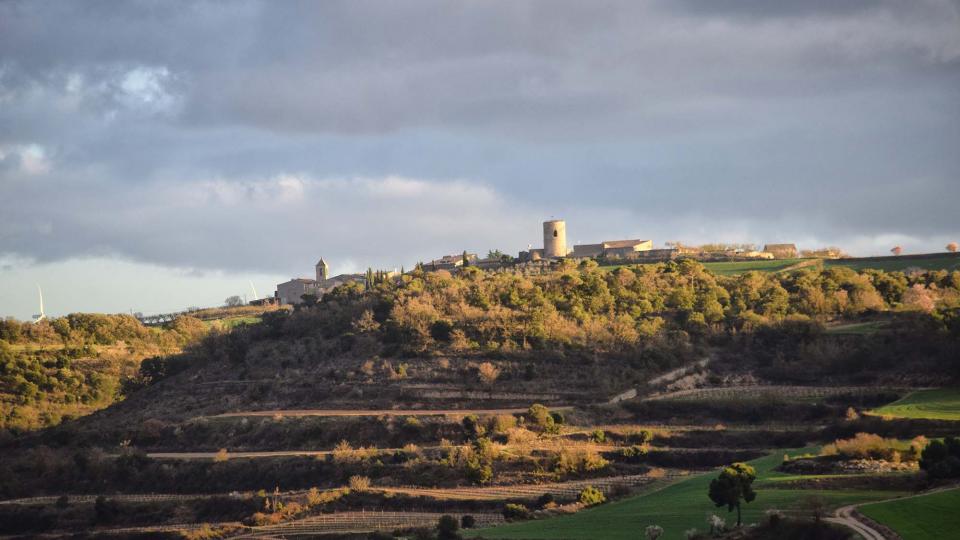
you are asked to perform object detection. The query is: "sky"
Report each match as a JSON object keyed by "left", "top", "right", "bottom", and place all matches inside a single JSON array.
[{"left": 1, "top": 0, "right": 959, "bottom": 320}]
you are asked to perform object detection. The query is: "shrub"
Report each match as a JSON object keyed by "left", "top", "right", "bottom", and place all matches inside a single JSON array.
[
  {"left": 462, "top": 415, "right": 484, "bottom": 439},
  {"left": 527, "top": 404, "right": 554, "bottom": 430},
  {"left": 578, "top": 486, "right": 606, "bottom": 506},
  {"left": 460, "top": 515, "right": 476, "bottom": 529},
  {"left": 645, "top": 525, "right": 664, "bottom": 540},
  {"left": 554, "top": 447, "right": 609, "bottom": 474},
  {"left": 821, "top": 432, "right": 904, "bottom": 461},
  {"left": 502, "top": 503, "right": 531, "bottom": 521},
  {"left": 465, "top": 458, "right": 493, "bottom": 485},
  {"left": 536, "top": 492, "right": 555, "bottom": 508},
  {"left": 921, "top": 437, "right": 960, "bottom": 479},
  {"left": 626, "top": 428, "right": 654, "bottom": 445},
  {"left": 437, "top": 514, "right": 460, "bottom": 540},
  {"left": 490, "top": 414, "right": 518, "bottom": 434},
  {"left": 213, "top": 448, "right": 229, "bottom": 462},
  {"left": 349, "top": 475, "right": 371, "bottom": 492},
  {"left": 590, "top": 429, "right": 606, "bottom": 443}
]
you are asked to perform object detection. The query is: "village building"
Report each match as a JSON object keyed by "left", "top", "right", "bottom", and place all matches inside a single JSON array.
[
  {"left": 427, "top": 253, "right": 478, "bottom": 271},
  {"left": 572, "top": 239, "right": 655, "bottom": 259},
  {"left": 762, "top": 243, "right": 799, "bottom": 259},
  {"left": 275, "top": 258, "right": 364, "bottom": 305}
]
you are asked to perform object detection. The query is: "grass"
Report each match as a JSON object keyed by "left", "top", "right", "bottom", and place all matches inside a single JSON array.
[
  {"left": 469, "top": 448, "right": 908, "bottom": 540},
  {"left": 824, "top": 321, "right": 887, "bottom": 335},
  {"left": 205, "top": 316, "right": 262, "bottom": 329},
  {"left": 702, "top": 259, "right": 807, "bottom": 276},
  {"left": 870, "top": 388, "right": 960, "bottom": 420},
  {"left": 600, "top": 259, "right": 807, "bottom": 276},
  {"left": 598, "top": 252, "right": 959, "bottom": 277},
  {"left": 823, "top": 254, "right": 960, "bottom": 273},
  {"left": 859, "top": 488, "right": 960, "bottom": 540}
]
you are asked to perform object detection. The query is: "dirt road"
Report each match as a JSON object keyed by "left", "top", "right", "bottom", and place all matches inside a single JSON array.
[
  {"left": 212, "top": 406, "right": 572, "bottom": 419},
  {"left": 826, "top": 504, "right": 888, "bottom": 540}
]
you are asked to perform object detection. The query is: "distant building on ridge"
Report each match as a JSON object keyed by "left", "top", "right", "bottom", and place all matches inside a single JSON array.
[{"left": 275, "top": 257, "right": 364, "bottom": 304}]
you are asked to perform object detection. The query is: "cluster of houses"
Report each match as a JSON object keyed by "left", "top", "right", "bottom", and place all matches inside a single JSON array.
[{"left": 274, "top": 219, "right": 801, "bottom": 305}]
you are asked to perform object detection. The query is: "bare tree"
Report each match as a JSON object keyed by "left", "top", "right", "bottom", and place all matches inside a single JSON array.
[
  {"left": 224, "top": 295, "right": 244, "bottom": 307},
  {"left": 890, "top": 246, "right": 903, "bottom": 256}
]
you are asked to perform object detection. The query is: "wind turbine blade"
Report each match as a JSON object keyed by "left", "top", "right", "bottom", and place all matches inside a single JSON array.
[
  {"left": 249, "top": 280, "right": 259, "bottom": 301},
  {"left": 33, "top": 284, "right": 46, "bottom": 323}
]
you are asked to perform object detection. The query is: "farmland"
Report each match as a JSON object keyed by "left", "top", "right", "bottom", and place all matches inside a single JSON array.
[
  {"left": 600, "top": 251, "right": 960, "bottom": 276},
  {"left": 824, "top": 253, "right": 960, "bottom": 273},
  {"left": 870, "top": 388, "right": 960, "bottom": 421},
  {"left": 469, "top": 450, "right": 908, "bottom": 540},
  {"left": 701, "top": 259, "right": 806, "bottom": 276},
  {"left": 859, "top": 487, "right": 960, "bottom": 540}
]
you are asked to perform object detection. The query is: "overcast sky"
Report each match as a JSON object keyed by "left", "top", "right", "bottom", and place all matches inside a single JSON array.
[{"left": 1, "top": 0, "right": 959, "bottom": 319}]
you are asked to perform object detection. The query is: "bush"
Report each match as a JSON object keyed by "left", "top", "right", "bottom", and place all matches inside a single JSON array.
[
  {"left": 349, "top": 475, "right": 371, "bottom": 492},
  {"left": 536, "top": 492, "right": 555, "bottom": 508},
  {"left": 527, "top": 404, "right": 554, "bottom": 431},
  {"left": 502, "top": 503, "right": 531, "bottom": 521},
  {"left": 554, "top": 447, "right": 608, "bottom": 474},
  {"left": 821, "top": 432, "right": 904, "bottom": 461},
  {"left": 590, "top": 429, "right": 606, "bottom": 443},
  {"left": 921, "top": 437, "right": 960, "bottom": 479},
  {"left": 460, "top": 515, "right": 476, "bottom": 529},
  {"left": 437, "top": 514, "right": 460, "bottom": 540},
  {"left": 578, "top": 486, "right": 606, "bottom": 506},
  {"left": 465, "top": 458, "right": 493, "bottom": 485}
]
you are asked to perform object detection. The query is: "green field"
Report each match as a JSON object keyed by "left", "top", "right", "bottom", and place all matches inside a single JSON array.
[
  {"left": 598, "top": 252, "right": 960, "bottom": 277},
  {"left": 205, "top": 316, "right": 263, "bottom": 329},
  {"left": 824, "top": 254, "right": 960, "bottom": 273},
  {"left": 870, "top": 388, "right": 960, "bottom": 420},
  {"left": 601, "top": 259, "right": 807, "bottom": 276},
  {"left": 860, "top": 488, "right": 960, "bottom": 540},
  {"left": 824, "top": 321, "right": 887, "bottom": 335},
  {"left": 470, "top": 450, "right": 907, "bottom": 540},
  {"left": 701, "top": 259, "right": 808, "bottom": 276}
]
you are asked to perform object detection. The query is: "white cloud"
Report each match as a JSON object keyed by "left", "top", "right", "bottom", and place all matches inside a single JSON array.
[{"left": 0, "top": 144, "right": 51, "bottom": 175}]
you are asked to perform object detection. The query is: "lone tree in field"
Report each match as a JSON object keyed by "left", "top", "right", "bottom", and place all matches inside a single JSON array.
[
  {"left": 891, "top": 245, "right": 903, "bottom": 256},
  {"left": 708, "top": 462, "right": 757, "bottom": 527},
  {"left": 948, "top": 242, "right": 959, "bottom": 253}
]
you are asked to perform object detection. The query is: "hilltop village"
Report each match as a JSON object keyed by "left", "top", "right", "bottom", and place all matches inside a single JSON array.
[{"left": 274, "top": 219, "right": 807, "bottom": 305}]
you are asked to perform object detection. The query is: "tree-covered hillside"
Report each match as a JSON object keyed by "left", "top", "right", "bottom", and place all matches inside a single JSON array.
[{"left": 0, "top": 314, "right": 209, "bottom": 433}]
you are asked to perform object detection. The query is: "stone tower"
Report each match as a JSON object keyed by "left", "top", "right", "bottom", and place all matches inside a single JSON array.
[
  {"left": 543, "top": 220, "right": 567, "bottom": 258},
  {"left": 315, "top": 258, "right": 329, "bottom": 283}
]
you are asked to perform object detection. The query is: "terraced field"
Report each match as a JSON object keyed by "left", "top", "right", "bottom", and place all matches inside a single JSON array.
[
  {"left": 237, "top": 510, "right": 504, "bottom": 538},
  {"left": 645, "top": 385, "right": 901, "bottom": 402},
  {"left": 380, "top": 472, "right": 687, "bottom": 501},
  {"left": 859, "top": 487, "right": 960, "bottom": 540},
  {"left": 469, "top": 449, "right": 910, "bottom": 540},
  {"left": 870, "top": 388, "right": 960, "bottom": 420}
]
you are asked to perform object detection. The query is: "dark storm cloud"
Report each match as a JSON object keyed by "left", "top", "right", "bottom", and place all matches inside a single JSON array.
[{"left": 0, "top": 0, "right": 958, "bottom": 278}]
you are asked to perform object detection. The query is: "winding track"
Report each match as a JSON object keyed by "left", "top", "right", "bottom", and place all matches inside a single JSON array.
[{"left": 826, "top": 504, "right": 888, "bottom": 540}]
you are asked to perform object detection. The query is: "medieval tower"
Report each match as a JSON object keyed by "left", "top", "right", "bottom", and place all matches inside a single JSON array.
[
  {"left": 543, "top": 219, "right": 567, "bottom": 258},
  {"left": 315, "top": 258, "right": 329, "bottom": 283}
]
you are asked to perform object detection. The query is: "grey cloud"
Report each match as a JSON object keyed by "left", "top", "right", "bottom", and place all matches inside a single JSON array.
[{"left": 0, "top": 0, "right": 957, "bottom": 280}]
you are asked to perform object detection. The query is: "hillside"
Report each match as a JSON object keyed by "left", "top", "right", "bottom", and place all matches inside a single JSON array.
[
  {"left": 1, "top": 260, "right": 958, "bottom": 538},
  {"left": 0, "top": 305, "right": 281, "bottom": 434}
]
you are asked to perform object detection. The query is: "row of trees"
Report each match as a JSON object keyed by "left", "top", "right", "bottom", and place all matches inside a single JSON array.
[{"left": 305, "top": 259, "right": 960, "bottom": 355}]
